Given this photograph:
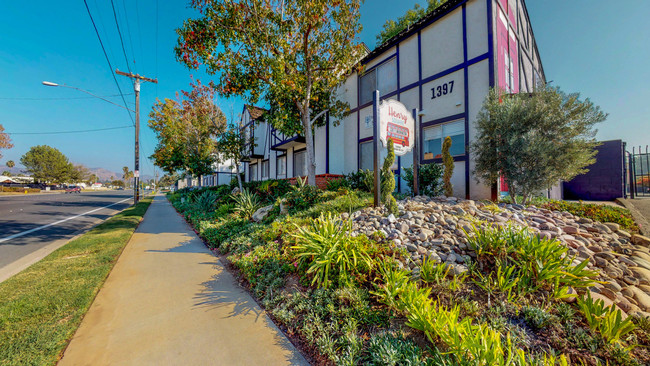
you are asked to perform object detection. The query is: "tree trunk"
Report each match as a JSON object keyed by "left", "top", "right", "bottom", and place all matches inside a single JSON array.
[
  {"left": 508, "top": 186, "right": 518, "bottom": 204},
  {"left": 235, "top": 159, "right": 243, "bottom": 192},
  {"left": 302, "top": 112, "right": 316, "bottom": 187}
]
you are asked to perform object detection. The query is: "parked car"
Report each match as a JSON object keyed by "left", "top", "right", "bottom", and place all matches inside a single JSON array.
[{"left": 65, "top": 186, "right": 81, "bottom": 193}]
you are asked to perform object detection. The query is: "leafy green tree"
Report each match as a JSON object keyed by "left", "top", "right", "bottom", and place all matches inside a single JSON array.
[
  {"left": 376, "top": 0, "right": 447, "bottom": 45},
  {"left": 381, "top": 140, "right": 398, "bottom": 215},
  {"left": 111, "top": 180, "right": 125, "bottom": 188},
  {"left": 6, "top": 160, "right": 15, "bottom": 169},
  {"left": 20, "top": 145, "right": 75, "bottom": 184},
  {"left": 176, "top": 0, "right": 363, "bottom": 186},
  {"left": 2, "top": 171, "right": 10, "bottom": 177},
  {"left": 442, "top": 136, "right": 454, "bottom": 196},
  {"left": 149, "top": 80, "right": 226, "bottom": 186},
  {"left": 472, "top": 86, "right": 607, "bottom": 204},
  {"left": 216, "top": 124, "right": 247, "bottom": 192},
  {"left": 158, "top": 173, "right": 178, "bottom": 188},
  {"left": 0, "top": 124, "right": 12, "bottom": 161}
]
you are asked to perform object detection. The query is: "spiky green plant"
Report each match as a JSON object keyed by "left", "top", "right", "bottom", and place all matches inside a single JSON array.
[
  {"left": 291, "top": 212, "right": 374, "bottom": 288},
  {"left": 231, "top": 188, "right": 261, "bottom": 220}
]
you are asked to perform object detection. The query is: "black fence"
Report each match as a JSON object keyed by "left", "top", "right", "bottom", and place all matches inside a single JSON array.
[{"left": 628, "top": 146, "right": 650, "bottom": 198}]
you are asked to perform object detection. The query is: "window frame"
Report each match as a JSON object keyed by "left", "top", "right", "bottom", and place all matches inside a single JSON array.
[
  {"left": 293, "top": 149, "right": 306, "bottom": 178},
  {"left": 359, "top": 56, "right": 398, "bottom": 105},
  {"left": 249, "top": 163, "right": 258, "bottom": 182},
  {"left": 276, "top": 154, "right": 287, "bottom": 177},
  {"left": 261, "top": 159, "right": 270, "bottom": 179},
  {"left": 421, "top": 119, "right": 466, "bottom": 163}
]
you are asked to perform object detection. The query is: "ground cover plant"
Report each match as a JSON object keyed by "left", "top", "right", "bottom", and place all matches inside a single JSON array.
[
  {"left": 540, "top": 200, "right": 638, "bottom": 233},
  {"left": 168, "top": 184, "right": 649, "bottom": 365},
  {"left": 0, "top": 196, "right": 153, "bottom": 366}
]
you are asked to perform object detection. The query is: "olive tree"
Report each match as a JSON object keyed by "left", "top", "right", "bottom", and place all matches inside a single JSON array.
[{"left": 472, "top": 86, "right": 607, "bottom": 204}]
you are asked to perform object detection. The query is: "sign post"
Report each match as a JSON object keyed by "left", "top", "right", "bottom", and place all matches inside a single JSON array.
[
  {"left": 373, "top": 95, "right": 416, "bottom": 206},
  {"left": 373, "top": 90, "right": 381, "bottom": 208}
]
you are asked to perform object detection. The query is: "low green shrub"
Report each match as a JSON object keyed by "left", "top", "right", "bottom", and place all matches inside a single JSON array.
[
  {"left": 230, "top": 242, "right": 291, "bottom": 298},
  {"left": 402, "top": 163, "right": 444, "bottom": 197},
  {"left": 284, "top": 177, "right": 323, "bottom": 212},
  {"left": 420, "top": 259, "right": 450, "bottom": 285},
  {"left": 541, "top": 200, "right": 638, "bottom": 232},
  {"left": 365, "top": 333, "right": 423, "bottom": 366},
  {"left": 341, "top": 170, "right": 373, "bottom": 192},
  {"left": 577, "top": 293, "right": 636, "bottom": 344},
  {"left": 465, "top": 225, "right": 598, "bottom": 301},
  {"left": 522, "top": 306, "right": 554, "bottom": 330},
  {"left": 291, "top": 212, "right": 374, "bottom": 288}
]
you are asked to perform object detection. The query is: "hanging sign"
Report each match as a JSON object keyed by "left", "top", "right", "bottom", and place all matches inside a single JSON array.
[{"left": 379, "top": 99, "right": 415, "bottom": 156}]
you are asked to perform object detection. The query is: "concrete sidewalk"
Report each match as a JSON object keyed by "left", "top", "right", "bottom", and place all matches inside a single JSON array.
[
  {"left": 59, "top": 194, "right": 308, "bottom": 366},
  {"left": 618, "top": 197, "right": 650, "bottom": 235}
]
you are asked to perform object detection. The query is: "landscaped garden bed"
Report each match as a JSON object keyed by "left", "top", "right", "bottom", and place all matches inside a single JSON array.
[{"left": 169, "top": 180, "right": 650, "bottom": 365}]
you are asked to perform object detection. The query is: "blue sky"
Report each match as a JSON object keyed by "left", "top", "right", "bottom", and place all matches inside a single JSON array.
[{"left": 1, "top": 0, "right": 648, "bottom": 177}]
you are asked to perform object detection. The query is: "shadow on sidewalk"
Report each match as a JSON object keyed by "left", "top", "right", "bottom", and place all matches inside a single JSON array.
[
  {"left": 193, "top": 269, "right": 309, "bottom": 365},
  {"left": 193, "top": 269, "right": 262, "bottom": 319},
  {"left": 145, "top": 237, "right": 207, "bottom": 253}
]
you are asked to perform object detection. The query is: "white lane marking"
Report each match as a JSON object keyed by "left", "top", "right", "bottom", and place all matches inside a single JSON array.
[{"left": 0, "top": 198, "right": 132, "bottom": 244}]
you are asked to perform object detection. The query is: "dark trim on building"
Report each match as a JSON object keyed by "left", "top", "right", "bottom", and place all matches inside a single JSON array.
[
  {"left": 421, "top": 113, "right": 466, "bottom": 128},
  {"left": 348, "top": 52, "right": 489, "bottom": 115},
  {"left": 462, "top": 4, "right": 471, "bottom": 199}
]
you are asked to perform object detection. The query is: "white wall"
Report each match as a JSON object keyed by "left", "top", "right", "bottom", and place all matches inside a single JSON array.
[
  {"left": 420, "top": 7, "right": 463, "bottom": 78},
  {"left": 398, "top": 34, "right": 419, "bottom": 87},
  {"left": 466, "top": 0, "right": 489, "bottom": 59}
]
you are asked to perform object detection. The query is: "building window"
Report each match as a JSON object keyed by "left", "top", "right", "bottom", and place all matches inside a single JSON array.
[
  {"left": 249, "top": 163, "right": 257, "bottom": 181},
  {"left": 277, "top": 155, "right": 286, "bottom": 176},
  {"left": 294, "top": 150, "right": 306, "bottom": 177},
  {"left": 422, "top": 120, "right": 465, "bottom": 160},
  {"left": 359, "top": 141, "right": 373, "bottom": 171},
  {"left": 360, "top": 57, "right": 398, "bottom": 105},
  {"left": 261, "top": 160, "right": 269, "bottom": 179}
]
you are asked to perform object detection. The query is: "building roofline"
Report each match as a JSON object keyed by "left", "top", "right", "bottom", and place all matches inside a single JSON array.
[{"left": 360, "top": 0, "right": 466, "bottom": 65}]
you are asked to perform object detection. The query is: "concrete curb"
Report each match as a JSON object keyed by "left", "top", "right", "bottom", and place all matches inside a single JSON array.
[{"left": 616, "top": 197, "right": 649, "bottom": 235}]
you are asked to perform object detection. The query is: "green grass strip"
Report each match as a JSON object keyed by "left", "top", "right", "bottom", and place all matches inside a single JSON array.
[{"left": 0, "top": 196, "right": 153, "bottom": 366}]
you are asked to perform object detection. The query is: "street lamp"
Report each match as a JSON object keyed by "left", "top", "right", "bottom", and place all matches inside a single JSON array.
[
  {"left": 41, "top": 81, "right": 135, "bottom": 112},
  {"left": 42, "top": 80, "right": 138, "bottom": 203}
]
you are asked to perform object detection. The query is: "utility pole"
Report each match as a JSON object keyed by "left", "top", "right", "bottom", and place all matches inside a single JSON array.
[{"left": 115, "top": 69, "right": 157, "bottom": 204}]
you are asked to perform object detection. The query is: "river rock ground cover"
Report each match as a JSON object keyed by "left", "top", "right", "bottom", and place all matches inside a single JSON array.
[{"left": 169, "top": 182, "right": 650, "bottom": 365}]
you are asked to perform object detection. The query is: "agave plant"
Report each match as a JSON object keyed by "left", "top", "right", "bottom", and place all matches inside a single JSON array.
[
  {"left": 231, "top": 188, "right": 261, "bottom": 220},
  {"left": 195, "top": 190, "right": 218, "bottom": 212}
]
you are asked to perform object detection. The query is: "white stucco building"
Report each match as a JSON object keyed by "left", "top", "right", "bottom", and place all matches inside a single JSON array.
[{"left": 206, "top": 0, "right": 554, "bottom": 200}]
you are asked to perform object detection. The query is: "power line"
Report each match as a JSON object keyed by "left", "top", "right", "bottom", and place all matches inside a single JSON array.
[
  {"left": 83, "top": 0, "right": 135, "bottom": 126},
  {"left": 110, "top": 0, "right": 133, "bottom": 76},
  {"left": 120, "top": 0, "right": 138, "bottom": 73},
  {"left": 0, "top": 93, "right": 133, "bottom": 101},
  {"left": 6, "top": 125, "right": 133, "bottom": 135}
]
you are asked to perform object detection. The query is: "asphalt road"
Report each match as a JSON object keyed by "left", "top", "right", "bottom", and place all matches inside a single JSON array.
[{"left": 0, "top": 190, "right": 138, "bottom": 273}]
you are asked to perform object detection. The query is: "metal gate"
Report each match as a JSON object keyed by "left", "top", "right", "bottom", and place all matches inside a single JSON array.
[{"left": 627, "top": 146, "right": 650, "bottom": 198}]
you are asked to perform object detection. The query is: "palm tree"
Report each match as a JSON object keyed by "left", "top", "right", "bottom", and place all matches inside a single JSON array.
[
  {"left": 6, "top": 160, "right": 14, "bottom": 168},
  {"left": 122, "top": 166, "right": 130, "bottom": 188}
]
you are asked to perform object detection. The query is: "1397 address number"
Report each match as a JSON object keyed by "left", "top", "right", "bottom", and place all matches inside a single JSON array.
[{"left": 431, "top": 81, "right": 454, "bottom": 99}]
